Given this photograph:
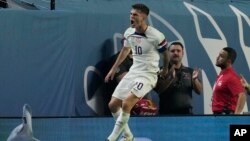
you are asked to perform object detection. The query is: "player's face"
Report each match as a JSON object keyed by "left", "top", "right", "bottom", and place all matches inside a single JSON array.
[
  {"left": 216, "top": 50, "right": 228, "bottom": 68},
  {"left": 130, "top": 9, "right": 145, "bottom": 29},
  {"left": 169, "top": 44, "right": 184, "bottom": 64}
]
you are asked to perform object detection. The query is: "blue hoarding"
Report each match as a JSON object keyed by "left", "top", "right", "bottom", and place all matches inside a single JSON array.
[{"left": 0, "top": 0, "right": 250, "bottom": 116}]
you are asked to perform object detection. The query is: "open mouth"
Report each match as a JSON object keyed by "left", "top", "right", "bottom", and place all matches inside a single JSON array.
[{"left": 130, "top": 20, "right": 134, "bottom": 25}]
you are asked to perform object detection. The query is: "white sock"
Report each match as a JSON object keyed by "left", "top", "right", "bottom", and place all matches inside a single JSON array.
[
  {"left": 111, "top": 109, "right": 121, "bottom": 120},
  {"left": 108, "top": 111, "right": 130, "bottom": 140},
  {"left": 111, "top": 109, "right": 132, "bottom": 137}
]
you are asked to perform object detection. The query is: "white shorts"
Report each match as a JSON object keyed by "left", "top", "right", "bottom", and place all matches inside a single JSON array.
[{"left": 112, "top": 72, "right": 157, "bottom": 100}]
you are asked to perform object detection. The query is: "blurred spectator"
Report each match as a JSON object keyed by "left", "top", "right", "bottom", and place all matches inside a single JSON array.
[{"left": 156, "top": 41, "right": 203, "bottom": 115}]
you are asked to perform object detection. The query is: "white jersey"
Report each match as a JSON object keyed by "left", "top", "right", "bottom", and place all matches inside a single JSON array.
[{"left": 123, "top": 26, "right": 167, "bottom": 74}]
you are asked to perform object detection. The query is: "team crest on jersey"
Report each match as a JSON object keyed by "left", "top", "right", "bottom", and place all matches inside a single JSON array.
[{"left": 135, "top": 37, "right": 141, "bottom": 44}]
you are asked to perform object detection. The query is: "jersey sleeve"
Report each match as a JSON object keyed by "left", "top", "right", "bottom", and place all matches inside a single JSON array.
[
  {"left": 156, "top": 32, "right": 168, "bottom": 53},
  {"left": 123, "top": 27, "right": 134, "bottom": 48}
]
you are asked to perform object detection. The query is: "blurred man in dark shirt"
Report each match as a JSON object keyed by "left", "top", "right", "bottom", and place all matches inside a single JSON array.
[{"left": 157, "top": 41, "right": 203, "bottom": 115}]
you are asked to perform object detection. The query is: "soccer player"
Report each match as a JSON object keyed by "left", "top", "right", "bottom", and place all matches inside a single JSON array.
[
  {"left": 104, "top": 3, "right": 169, "bottom": 141},
  {"left": 212, "top": 47, "right": 246, "bottom": 114}
]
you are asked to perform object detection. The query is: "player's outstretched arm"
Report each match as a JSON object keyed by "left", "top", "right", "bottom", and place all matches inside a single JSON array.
[{"left": 105, "top": 47, "right": 131, "bottom": 83}]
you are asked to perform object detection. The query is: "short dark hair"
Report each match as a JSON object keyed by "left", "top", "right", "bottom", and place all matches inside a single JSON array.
[
  {"left": 132, "top": 3, "right": 149, "bottom": 16},
  {"left": 223, "top": 47, "right": 237, "bottom": 64},
  {"left": 169, "top": 41, "right": 184, "bottom": 50}
]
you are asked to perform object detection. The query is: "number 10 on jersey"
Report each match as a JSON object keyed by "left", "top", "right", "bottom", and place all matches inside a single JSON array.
[{"left": 135, "top": 45, "right": 142, "bottom": 55}]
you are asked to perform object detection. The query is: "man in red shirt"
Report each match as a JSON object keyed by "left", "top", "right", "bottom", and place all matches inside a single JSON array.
[{"left": 212, "top": 47, "right": 246, "bottom": 114}]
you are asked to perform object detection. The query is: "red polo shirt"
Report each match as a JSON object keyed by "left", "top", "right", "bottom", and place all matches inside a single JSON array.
[{"left": 212, "top": 67, "right": 244, "bottom": 112}]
